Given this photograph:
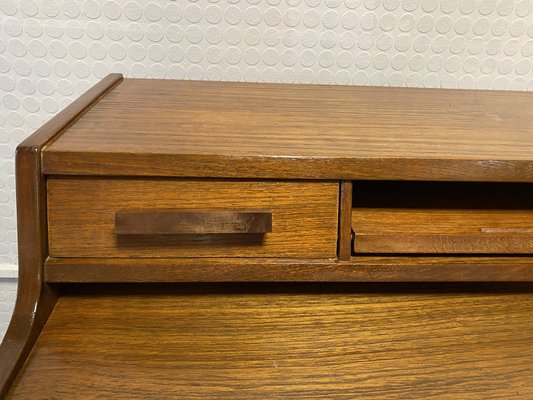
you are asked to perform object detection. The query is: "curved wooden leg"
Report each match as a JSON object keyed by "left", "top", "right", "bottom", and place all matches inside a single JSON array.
[
  {"left": 0, "top": 74, "right": 123, "bottom": 398},
  {"left": 0, "top": 286, "right": 57, "bottom": 398},
  {"left": 0, "top": 148, "right": 58, "bottom": 398}
]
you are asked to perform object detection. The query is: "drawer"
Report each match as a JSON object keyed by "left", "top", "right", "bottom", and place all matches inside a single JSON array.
[
  {"left": 352, "top": 181, "right": 533, "bottom": 254},
  {"left": 47, "top": 178, "right": 339, "bottom": 258}
]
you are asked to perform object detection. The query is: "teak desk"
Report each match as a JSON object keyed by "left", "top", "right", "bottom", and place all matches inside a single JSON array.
[{"left": 1, "top": 74, "right": 532, "bottom": 399}]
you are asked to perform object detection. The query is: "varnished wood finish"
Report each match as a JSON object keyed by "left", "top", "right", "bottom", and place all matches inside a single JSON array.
[
  {"left": 352, "top": 209, "right": 533, "bottom": 235},
  {"left": 43, "top": 79, "right": 533, "bottom": 182},
  {"left": 115, "top": 209, "right": 273, "bottom": 235},
  {"left": 337, "top": 181, "right": 353, "bottom": 261},
  {"left": 21, "top": 73, "right": 123, "bottom": 154},
  {"left": 354, "top": 232, "right": 533, "bottom": 253},
  {"left": 8, "top": 286, "right": 533, "bottom": 399},
  {"left": 352, "top": 180, "right": 533, "bottom": 254},
  {"left": 352, "top": 209, "right": 533, "bottom": 253},
  {"left": 48, "top": 178, "right": 339, "bottom": 258},
  {"left": 44, "top": 256, "right": 533, "bottom": 282},
  {"left": 0, "top": 73, "right": 123, "bottom": 398},
  {"left": 5, "top": 76, "right": 533, "bottom": 398},
  {"left": 0, "top": 149, "right": 57, "bottom": 400}
]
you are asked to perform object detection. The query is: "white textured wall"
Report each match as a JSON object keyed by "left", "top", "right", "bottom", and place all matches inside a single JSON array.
[
  {"left": 1, "top": 0, "right": 533, "bottom": 340},
  {"left": 0, "top": 278, "right": 16, "bottom": 341}
]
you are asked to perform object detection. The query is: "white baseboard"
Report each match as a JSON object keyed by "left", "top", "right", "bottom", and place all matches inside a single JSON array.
[{"left": 0, "top": 263, "right": 18, "bottom": 279}]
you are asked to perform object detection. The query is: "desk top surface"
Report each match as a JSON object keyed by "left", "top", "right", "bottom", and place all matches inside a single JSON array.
[
  {"left": 42, "top": 77, "right": 533, "bottom": 181},
  {"left": 8, "top": 286, "right": 533, "bottom": 399}
]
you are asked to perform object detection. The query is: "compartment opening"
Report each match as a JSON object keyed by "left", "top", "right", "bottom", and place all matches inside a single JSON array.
[
  {"left": 352, "top": 181, "right": 533, "bottom": 210},
  {"left": 351, "top": 181, "right": 533, "bottom": 255}
]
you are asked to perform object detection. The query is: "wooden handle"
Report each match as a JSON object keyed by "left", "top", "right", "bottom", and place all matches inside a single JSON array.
[{"left": 115, "top": 210, "right": 272, "bottom": 235}]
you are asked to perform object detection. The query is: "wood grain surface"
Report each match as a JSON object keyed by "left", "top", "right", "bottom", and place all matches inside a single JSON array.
[
  {"left": 7, "top": 75, "right": 533, "bottom": 398},
  {"left": 0, "top": 73, "right": 123, "bottom": 398},
  {"left": 337, "top": 181, "right": 353, "bottom": 261},
  {"left": 42, "top": 79, "right": 533, "bottom": 182},
  {"left": 47, "top": 178, "right": 339, "bottom": 258},
  {"left": 44, "top": 256, "right": 533, "bottom": 282},
  {"left": 352, "top": 209, "right": 533, "bottom": 234},
  {"left": 352, "top": 209, "right": 533, "bottom": 254},
  {"left": 115, "top": 209, "right": 273, "bottom": 235},
  {"left": 352, "top": 180, "right": 533, "bottom": 254},
  {"left": 8, "top": 286, "right": 533, "bottom": 399}
]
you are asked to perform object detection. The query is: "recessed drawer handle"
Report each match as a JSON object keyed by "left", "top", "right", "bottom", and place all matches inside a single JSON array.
[{"left": 115, "top": 210, "right": 272, "bottom": 235}]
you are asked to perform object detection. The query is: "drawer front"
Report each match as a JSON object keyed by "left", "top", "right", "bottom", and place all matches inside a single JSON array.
[
  {"left": 48, "top": 178, "right": 339, "bottom": 258},
  {"left": 352, "top": 208, "right": 533, "bottom": 254}
]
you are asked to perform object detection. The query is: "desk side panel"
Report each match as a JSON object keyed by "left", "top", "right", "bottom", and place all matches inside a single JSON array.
[{"left": 0, "top": 74, "right": 123, "bottom": 398}]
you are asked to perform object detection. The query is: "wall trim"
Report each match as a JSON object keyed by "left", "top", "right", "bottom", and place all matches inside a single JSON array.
[{"left": 0, "top": 264, "right": 18, "bottom": 279}]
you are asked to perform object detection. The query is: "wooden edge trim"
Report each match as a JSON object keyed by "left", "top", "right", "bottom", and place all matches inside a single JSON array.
[
  {"left": 44, "top": 257, "right": 533, "bottom": 283},
  {"left": 354, "top": 233, "right": 533, "bottom": 254},
  {"left": 42, "top": 153, "right": 533, "bottom": 182},
  {"left": 0, "top": 74, "right": 123, "bottom": 398},
  {"left": 337, "top": 181, "right": 353, "bottom": 261},
  {"left": 21, "top": 74, "right": 123, "bottom": 152}
]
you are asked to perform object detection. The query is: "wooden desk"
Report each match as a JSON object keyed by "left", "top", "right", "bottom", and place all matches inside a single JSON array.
[{"left": 1, "top": 74, "right": 532, "bottom": 398}]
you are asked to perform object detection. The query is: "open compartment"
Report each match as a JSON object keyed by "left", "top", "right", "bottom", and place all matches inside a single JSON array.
[{"left": 351, "top": 181, "right": 533, "bottom": 255}]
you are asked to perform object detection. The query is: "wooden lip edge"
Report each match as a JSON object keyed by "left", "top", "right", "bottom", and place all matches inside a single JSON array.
[
  {"left": 41, "top": 153, "right": 533, "bottom": 182},
  {"left": 87, "top": 77, "right": 533, "bottom": 94},
  {"left": 0, "top": 74, "right": 124, "bottom": 399},
  {"left": 481, "top": 228, "right": 533, "bottom": 233},
  {"left": 21, "top": 73, "right": 124, "bottom": 153},
  {"left": 353, "top": 233, "right": 533, "bottom": 254},
  {"left": 44, "top": 257, "right": 533, "bottom": 283}
]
